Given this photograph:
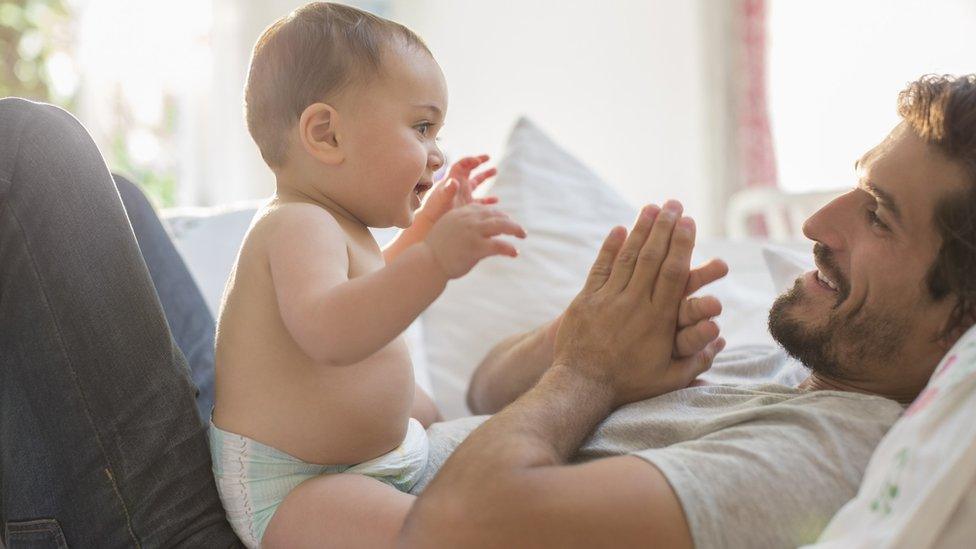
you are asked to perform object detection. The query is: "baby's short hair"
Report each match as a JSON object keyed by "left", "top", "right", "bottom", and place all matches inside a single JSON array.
[{"left": 244, "top": 2, "right": 430, "bottom": 169}]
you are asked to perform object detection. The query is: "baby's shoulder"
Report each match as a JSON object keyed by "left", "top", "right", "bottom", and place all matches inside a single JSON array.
[{"left": 248, "top": 201, "right": 348, "bottom": 243}]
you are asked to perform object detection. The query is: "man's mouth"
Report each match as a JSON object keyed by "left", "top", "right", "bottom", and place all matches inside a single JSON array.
[{"left": 815, "top": 268, "right": 839, "bottom": 292}]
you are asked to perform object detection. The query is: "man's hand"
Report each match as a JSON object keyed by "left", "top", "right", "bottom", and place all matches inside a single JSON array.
[
  {"left": 544, "top": 256, "right": 727, "bottom": 362},
  {"left": 416, "top": 154, "right": 498, "bottom": 226},
  {"left": 553, "top": 201, "right": 723, "bottom": 407}
]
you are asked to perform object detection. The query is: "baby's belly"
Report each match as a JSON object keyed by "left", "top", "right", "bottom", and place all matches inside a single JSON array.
[{"left": 215, "top": 337, "right": 416, "bottom": 465}]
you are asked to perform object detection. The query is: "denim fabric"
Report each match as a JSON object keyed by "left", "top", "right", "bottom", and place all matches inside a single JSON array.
[
  {"left": 115, "top": 174, "right": 216, "bottom": 420},
  {"left": 0, "top": 97, "right": 242, "bottom": 547}
]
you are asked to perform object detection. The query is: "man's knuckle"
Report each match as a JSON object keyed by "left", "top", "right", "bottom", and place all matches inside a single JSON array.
[
  {"left": 616, "top": 250, "right": 636, "bottom": 264},
  {"left": 637, "top": 250, "right": 659, "bottom": 264},
  {"left": 662, "top": 261, "right": 685, "bottom": 280}
]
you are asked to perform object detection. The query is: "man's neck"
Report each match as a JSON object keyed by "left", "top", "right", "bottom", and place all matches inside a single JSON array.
[{"left": 798, "top": 373, "right": 918, "bottom": 405}]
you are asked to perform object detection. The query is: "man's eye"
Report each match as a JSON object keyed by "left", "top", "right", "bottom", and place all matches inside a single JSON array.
[{"left": 867, "top": 209, "right": 889, "bottom": 231}]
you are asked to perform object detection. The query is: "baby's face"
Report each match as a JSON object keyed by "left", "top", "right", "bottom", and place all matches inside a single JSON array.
[{"left": 335, "top": 43, "right": 448, "bottom": 228}]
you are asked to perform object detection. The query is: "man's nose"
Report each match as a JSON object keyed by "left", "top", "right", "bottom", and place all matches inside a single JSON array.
[{"left": 802, "top": 191, "right": 856, "bottom": 250}]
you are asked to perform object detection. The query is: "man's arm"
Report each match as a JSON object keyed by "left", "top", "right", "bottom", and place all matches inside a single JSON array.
[
  {"left": 466, "top": 316, "right": 560, "bottom": 414},
  {"left": 404, "top": 366, "right": 699, "bottom": 548},
  {"left": 401, "top": 202, "right": 722, "bottom": 547}
]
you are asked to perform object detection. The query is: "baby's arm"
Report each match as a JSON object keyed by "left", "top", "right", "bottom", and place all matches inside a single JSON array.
[
  {"left": 267, "top": 203, "right": 447, "bottom": 366},
  {"left": 267, "top": 202, "right": 524, "bottom": 367}
]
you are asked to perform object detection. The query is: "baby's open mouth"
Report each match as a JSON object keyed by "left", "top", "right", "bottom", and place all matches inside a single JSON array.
[{"left": 414, "top": 182, "right": 432, "bottom": 196}]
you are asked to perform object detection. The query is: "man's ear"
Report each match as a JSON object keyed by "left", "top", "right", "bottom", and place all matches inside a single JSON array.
[
  {"left": 936, "top": 309, "right": 975, "bottom": 353},
  {"left": 298, "top": 102, "right": 344, "bottom": 165}
]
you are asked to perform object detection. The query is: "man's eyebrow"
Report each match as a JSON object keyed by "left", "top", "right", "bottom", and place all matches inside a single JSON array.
[{"left": 866, "top": 181, "right": 903, "bottom": 225}]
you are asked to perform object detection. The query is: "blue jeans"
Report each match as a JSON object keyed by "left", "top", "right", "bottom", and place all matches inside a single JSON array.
[{"left": 0, "top": 98, "right": 242, "bottom": 547}]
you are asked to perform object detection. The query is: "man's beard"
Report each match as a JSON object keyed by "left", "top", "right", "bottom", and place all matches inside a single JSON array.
[
  {"left": 768, "top": 280, "right": 847, "bottom": 377},
  {"left": 768, "top": 245, "right": 910, "bottom": 379}
]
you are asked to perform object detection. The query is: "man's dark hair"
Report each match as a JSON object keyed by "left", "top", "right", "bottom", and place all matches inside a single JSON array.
[{"left": 898, "top": 74, "right": 976, "bottom": 339}]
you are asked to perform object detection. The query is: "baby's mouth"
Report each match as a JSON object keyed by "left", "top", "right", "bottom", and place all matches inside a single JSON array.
[{"left": 414, "top": 182, "right": 432, "bottom": 197}]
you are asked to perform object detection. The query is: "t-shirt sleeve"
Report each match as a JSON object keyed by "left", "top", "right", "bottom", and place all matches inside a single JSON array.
[
  {"left": 631, "top": 396, "right": 898, "bottom": 548},
  {"left": 411, "top": 415, "right": 488, "bottom": 495}
]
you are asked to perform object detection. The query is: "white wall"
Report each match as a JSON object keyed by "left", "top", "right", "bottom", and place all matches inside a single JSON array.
[
  {"left": 768, "top": 0, "right": 976, "bottom": 193},
  {"left": 390, "top": 0, "right": 718, "bottom": 234}
]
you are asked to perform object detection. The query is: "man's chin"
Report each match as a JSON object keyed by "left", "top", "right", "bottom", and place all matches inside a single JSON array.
[{"left": 768, "top": 283, "right": 845, "bottom": 377}]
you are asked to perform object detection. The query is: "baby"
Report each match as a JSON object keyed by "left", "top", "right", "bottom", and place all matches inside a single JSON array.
[{"left": 208, "top": 3, "right": 525, "bottom": 547}]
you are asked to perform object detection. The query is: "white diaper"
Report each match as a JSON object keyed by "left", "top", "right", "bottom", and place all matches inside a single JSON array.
[{"left": 209, "top": 418, "right": 429, "bottom": 548}]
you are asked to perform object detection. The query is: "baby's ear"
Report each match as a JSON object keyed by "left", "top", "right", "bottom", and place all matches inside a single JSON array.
[{"left": 298, "top": 102, "right": 344, "bottom": 165}]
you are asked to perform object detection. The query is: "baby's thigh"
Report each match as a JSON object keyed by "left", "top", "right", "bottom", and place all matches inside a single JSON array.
[{"left": 262, "top": 473, "right": 415, "bottom": 549}]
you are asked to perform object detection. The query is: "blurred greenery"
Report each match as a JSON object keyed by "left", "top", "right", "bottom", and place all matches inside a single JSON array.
[
  {"left": 1, "top": 0, "right": 177, "bottom": 207},
  {"left": 110, "top": 98, "right": 179, "bottom": 208},
  {"left": 0, "top": 0, "right": 74, "bottom": 107}
]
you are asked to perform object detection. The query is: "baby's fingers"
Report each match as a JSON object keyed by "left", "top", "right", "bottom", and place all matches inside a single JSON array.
[
  {"left": 485, "top": 238, "right": 519, "bottom": 258},
  {"left": 449, "top": 154, "right": 491, "bottom": 178},
  {"left": 674, "top": 319, "right": 720, "bottom": 358},
  {"left": 686, "top": 258, "right": 729, "bottom": 296},
  {"left": 479, "top": 217, "right": 527, "bottom": 239},
  {"left": 471, "top": 167, "right": 497, "bottom": 188},
  {"left": 677, "top": 295, "right": 722, "bottom": 328},
  {"left": 666, "top": 337, "right": 725, "bottom": 388}
]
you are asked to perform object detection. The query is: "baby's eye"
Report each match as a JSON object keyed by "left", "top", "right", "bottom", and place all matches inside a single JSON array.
[{"left": 415, "top": 122, "right": 432, "bottom": 136}]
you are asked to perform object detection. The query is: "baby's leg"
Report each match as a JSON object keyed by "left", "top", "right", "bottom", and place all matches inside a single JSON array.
[{"left": 262, "top": 473, "right": 415, "bottom": 548}]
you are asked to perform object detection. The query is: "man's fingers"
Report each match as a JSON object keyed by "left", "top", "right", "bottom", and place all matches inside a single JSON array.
[
  {"left": 604, "top": 205, "right": 660, "bottom": 292},
  {"left": 685, "top": 258, "right": 729, "bottom": 296},
  {"left": 629, "top": 201, "right": 684, "bottom": 296},
  {"left": 583, "top": 226, "right": 627, "bottom": 293},
  {"left": 674, "top": 319, "right": 720, "bottom": 357},
  {"left": 677, "top": 295, "right": 722, "bottom": 327},
  {"left": 648, "top": 215, "right": 694, "bottom": 327}
]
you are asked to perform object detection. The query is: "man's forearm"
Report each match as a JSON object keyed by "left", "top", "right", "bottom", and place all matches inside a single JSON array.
[
  {"left": 466, "top": 317, "right": 560, "bottom": 414},
  {"left": 401, "top": 365, "right": 615, "bottom": 543}
]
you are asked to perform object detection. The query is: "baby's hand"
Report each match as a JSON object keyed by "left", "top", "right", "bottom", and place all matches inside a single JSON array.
[
  {"left": 424, "top": 202, "right": 526, "bottom": 279},
  {"left": 417, "top": 155, "right": 498, "bottom": 225}
]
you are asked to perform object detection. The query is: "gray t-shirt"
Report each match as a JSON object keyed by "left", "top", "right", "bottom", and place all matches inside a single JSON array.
[{"left": 412, "top": 346, "right": 905, "bottom": 548}]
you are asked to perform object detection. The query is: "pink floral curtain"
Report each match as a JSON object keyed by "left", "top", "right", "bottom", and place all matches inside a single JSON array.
[{"left": 734, "top": 0, "right": 778, "bottom": 235}]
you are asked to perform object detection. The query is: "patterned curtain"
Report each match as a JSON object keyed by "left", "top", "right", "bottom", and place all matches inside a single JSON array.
[
  {"left": 737, "top": 0, "right": 777, "bottom": 190},
  {"left": 735, "top": 0, "right": 778, "bottom": 235}
]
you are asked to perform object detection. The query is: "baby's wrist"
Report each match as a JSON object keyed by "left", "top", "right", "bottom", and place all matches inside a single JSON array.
[
  {"left": 417, "top": 241, "right": 451, "bottom": 284},
  {"left": 412, "top": 209, "right": 437, "bottom": 234}
]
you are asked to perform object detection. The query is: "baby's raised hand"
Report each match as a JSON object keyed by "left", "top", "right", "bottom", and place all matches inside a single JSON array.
[
  {"left": 417, "top": 155, "right": 498, "bottom": 225},
  {"left": 423, "top": 201, "right": 526, "bottom": 279}
]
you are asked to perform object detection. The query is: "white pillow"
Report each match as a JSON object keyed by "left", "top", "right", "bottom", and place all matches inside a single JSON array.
[
  {"left": 420, "top": 117, "right": 638, "bottom": 419},
  {"left": 805, "top": 324, "right": 976, "bottom": 548},
  {"left": 164, "top": 206, "right": 434, "bottom": 395}
]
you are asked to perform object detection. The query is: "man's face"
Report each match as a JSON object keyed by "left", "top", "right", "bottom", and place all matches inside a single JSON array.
[{"left": 768, "top": 123, "right": 968, "bottom": 401}]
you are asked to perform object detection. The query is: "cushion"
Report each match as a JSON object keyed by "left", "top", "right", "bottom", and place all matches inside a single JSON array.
[
  {"left": 420, "top": 118, "right": 639, "bottom": 419},
  {"left": 805, "top": 324, "right": 976, "bottom": 548},
  {"left": 420, "top": 117, "right": 821, "bottom": 418}
]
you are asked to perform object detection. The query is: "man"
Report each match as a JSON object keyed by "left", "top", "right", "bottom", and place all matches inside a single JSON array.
[
  {"left": 396, "top": 74, "right": 976, "bottom": 547},
  {"left": 1, "top": 75, "right": 973, "bottom": 547}
]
